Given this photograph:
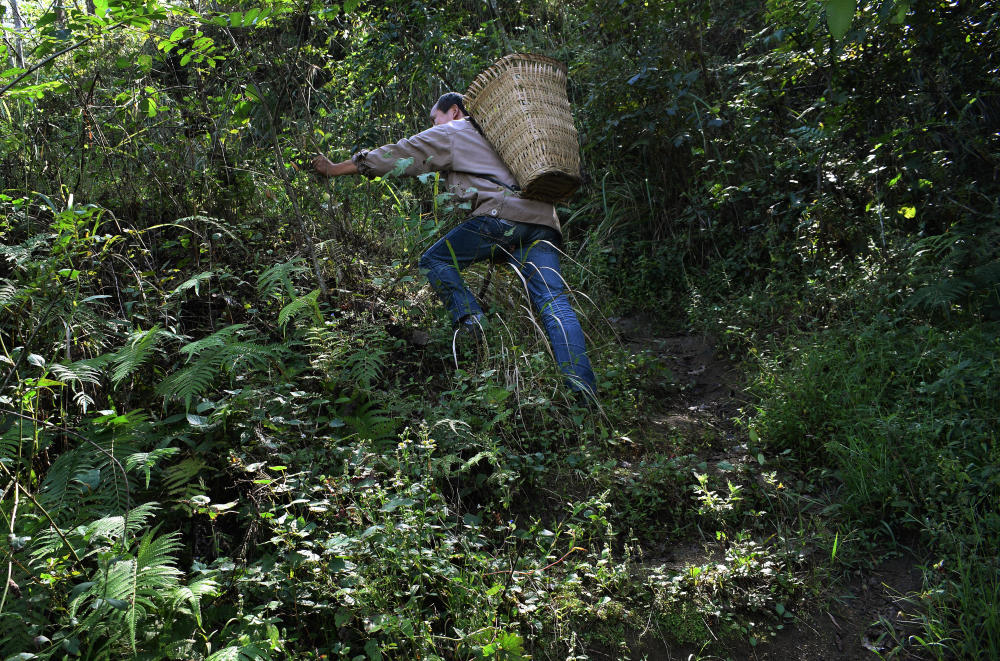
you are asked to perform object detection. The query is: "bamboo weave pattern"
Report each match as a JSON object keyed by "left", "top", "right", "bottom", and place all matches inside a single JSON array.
[{"left": 465, "top": 54, "right": 582, "bottom": 202}]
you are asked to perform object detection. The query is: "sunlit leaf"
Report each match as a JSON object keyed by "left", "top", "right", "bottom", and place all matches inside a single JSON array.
[{"left": 825, "top": 0, "right": 856, "bottom": 41}]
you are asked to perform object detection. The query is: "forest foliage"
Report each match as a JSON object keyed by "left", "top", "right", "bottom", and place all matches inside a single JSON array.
[{"left": 1, "top": 0, "right": 998, "bottom": 658}]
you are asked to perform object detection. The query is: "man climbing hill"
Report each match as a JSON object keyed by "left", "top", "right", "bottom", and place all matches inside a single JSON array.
[{"left": 312, "top": 92, "right": 596, "bottom": 402}]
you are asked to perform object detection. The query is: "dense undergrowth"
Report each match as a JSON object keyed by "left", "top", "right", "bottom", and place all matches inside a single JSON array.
[{"left": 2, "top": 0, "right": 999, "bottom": 658}]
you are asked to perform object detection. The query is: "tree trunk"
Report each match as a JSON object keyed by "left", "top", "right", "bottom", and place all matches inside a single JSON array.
[{"left": 8, "top": 0, "right": 25, "bottom": 67}]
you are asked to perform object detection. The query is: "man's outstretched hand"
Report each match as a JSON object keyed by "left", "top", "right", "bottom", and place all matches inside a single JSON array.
[{"left": 312, "top": 155, "right": 359, "bottom": 178}]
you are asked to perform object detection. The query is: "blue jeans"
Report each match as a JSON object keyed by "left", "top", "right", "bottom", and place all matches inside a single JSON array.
[{"left": 419, "top": 215, "right": 596, "bottom": 396}]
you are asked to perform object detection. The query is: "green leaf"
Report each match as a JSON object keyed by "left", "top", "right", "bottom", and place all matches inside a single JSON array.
[
  {"left": 74, "top": 468, "right": 101, "bottom": 490},
  {"left": 825, "top": 0, "right": 856, "bottom": 41},
  {"left": 364, "top": 640, "right": 382, "bottom": 661},
  {"left": 36, "top": 11, "right": 58, "bottom": 27},
  {"left": 69, "top": 582, "right": 95, "bottom": 600},
  {"left": 104, "top": 597, "right": 129, "bottom": 610},
  {"left": 892, "top": 1, "right": 909, "bottom": 23},
  {"left": 380, "top": 497, "right": 415, "bottom": 512}
]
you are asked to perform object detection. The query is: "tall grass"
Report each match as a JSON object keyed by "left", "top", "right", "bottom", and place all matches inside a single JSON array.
[{"left": 750, "top": 311, "right": 1000, "bottom": 655}]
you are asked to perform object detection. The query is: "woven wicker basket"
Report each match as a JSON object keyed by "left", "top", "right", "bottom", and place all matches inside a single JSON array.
[{"left": 465, "top": 54, "right": 581, "bottom": 202}]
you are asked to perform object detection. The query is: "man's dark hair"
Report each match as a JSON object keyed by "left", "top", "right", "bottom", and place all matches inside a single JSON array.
[{"left": 433, "top": 92, "right": 469, "bottom": 116}]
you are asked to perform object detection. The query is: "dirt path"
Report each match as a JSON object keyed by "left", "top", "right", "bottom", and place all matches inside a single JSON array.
[{"left": 609, "top": 316, "right": 926, "bottom": 660}]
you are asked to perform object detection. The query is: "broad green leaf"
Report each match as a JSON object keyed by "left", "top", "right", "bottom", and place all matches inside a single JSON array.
[
  {"left": 74, "top": 468, "right": 101, "bottom": 490},
  {"left": 35, "top": 11, "right": 58, "bottom": 27},
  {"left": 825, "top": 0, "right": 856, "bottom": 41},
  {"left": 380, "top": 497, "right": 415, "bottom": 512},
  {"left": 892, "top": 1, "right": 909, "bottom": 23}
]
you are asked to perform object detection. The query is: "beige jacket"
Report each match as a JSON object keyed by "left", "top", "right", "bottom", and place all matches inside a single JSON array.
[{"left": 352, "top": 118, "right": 560, "bottom": 233}]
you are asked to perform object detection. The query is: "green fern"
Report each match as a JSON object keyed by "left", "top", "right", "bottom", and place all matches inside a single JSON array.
[
  {"left": 0, "top": 278, "right": 21, "bottom": 306},
  {"left": 162, "top": 456, "right": 208, "bottom": 502},
  {"left": 111, "top": 325, "right": 165, "bottom": 385},
  {"left": 906, "top": 277, "right": 975, "bottom": 313},
  {"left": 177, "top": 324, "right": 247, "bottom": 359},
  {"left": 169, "top": 270, "right": 216, "bottom": 299},
  {"left": 344, "top": 400, "right": 396, "bottom": 443},
  {"left": 0, "top": 233, "right": 50, "bottom": 268},
  {"left": 257, "top": 258, "right": 308, "bottom": 301},
  {"left": 49, "top": 356, "right": 107, "bottom": 412},
  {"left": 277, "top": 288, "right": 322, "bottom": 328},
  {"left": 49, "top": 358, "right": 103, "bottom": 386},
  {"left": 346, "top": 340, "right": 386, "bottom": 391},
  {"left": 157, "top": 358, "right": 219, "bottom": 406},
  {"left": 169, "top": 573, "right": 219, "bottom": 628},
  {"left": 68, "top": 528, "right": 183, "bottom": 652},
  {"left": 157, "top": 325, "right": 285, "bottom": 407},
  {"left": 29, "top": 502, "right": 160, "bottom": 567},
  {"left": 125, "top": 447, "right": 181, "bottom": 488}
]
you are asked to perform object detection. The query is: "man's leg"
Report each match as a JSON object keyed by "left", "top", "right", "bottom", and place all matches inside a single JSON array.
[
  {"left": 510, "top": 227, "right": 597, "bottom": 397},
  {"left": 419, "top": 215, "right": 511, "bottom": 324}
]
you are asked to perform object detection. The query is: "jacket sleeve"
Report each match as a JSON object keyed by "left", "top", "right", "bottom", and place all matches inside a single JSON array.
[{"left": 352, "top": 124, "right": 454, "bottom": 178}]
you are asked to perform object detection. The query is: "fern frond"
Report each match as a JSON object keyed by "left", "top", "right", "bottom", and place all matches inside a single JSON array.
[
  {"left": 0, "top": 234, "right": 49, "bottom": 268},
  {"left": 36, "top": 444, "right": 102, "bottom": 512},
  {"left": 156, "top": 358, "right": 219, "bottom": 405},
  {"left": 170, "top": 574, "right": 220, "bottom": 627},
  {"left": 163, "top": 457, "right": 207, "bottom": 502},
  {"left": 111, "top": 325, "right": 164, "bottom": 385},
  {"left": 68, "top": 529, "right": 183, "bottom": 652},
  {"left": 219, "top": 341, "right": 284, "bottom": 371},
  {"left": 344, "top": 401, "right": 395, "bottom": 442},
  {"left": 82, "top": 502, "right": 161, "bottom": 550},
  {"left": 50, "top": 358, "right": 103, "bottom": 385},
  {"left": 347, "top": 343, "right": 386, "bottom": 391},
  {"left": 906, "top": 277, "right": 974, "bottom": 312},
  {"left": 169, "top": 271, "right": 215, "bottom": 299},
  {"left": 178, "top": 324, "right": 247, "bottom": 360},
  {"left": 0, "top": 417, "right": 35, "bottom": 466},
  {"left": 158, "top": 326, "right": 285, "bottom": 405},
  {"left": 277, "top": 288, "right": 321, "bottom": 328},
  {"left": 48, "top": 357, "right": 107, "bottom": 413},
  {"left": 0, "top": 278, "right": 22, "bottom": 306},
  {"left": 125, "top": 447, "right": 181, "bottom": 488},
  {"left": 257, "top": 258, "right": 308, "bottom": 301}
]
